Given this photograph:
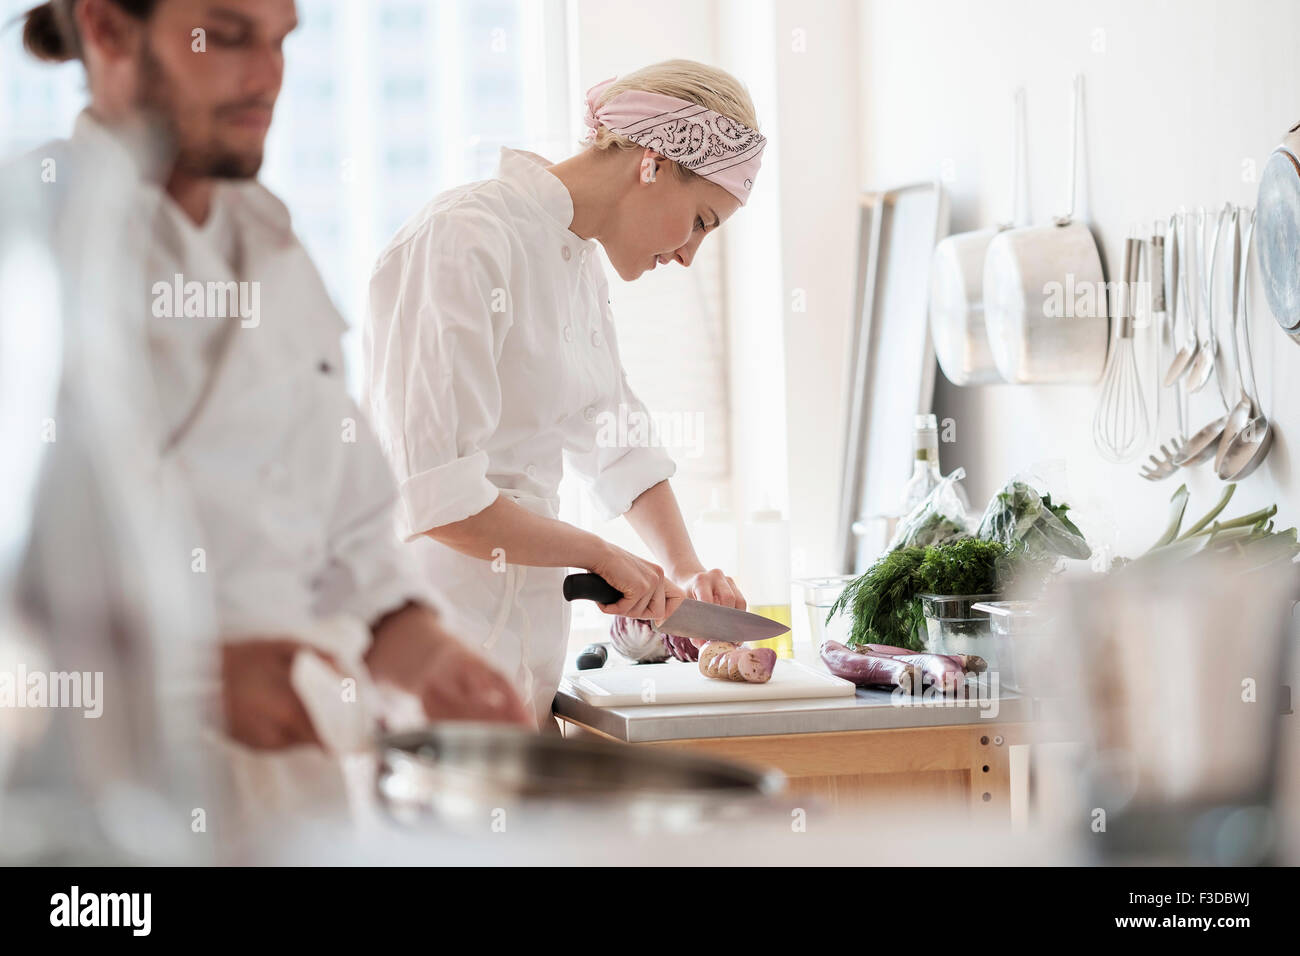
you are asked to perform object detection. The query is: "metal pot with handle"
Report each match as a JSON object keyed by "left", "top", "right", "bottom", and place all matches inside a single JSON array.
[
  {"left": 376, "top": 722, "right": 787, "bottom": 832},
  {"left": 982, "top": 74, "right": 1108, "bottom": 384},
  {"left": 1256, "top": 119, "right": 1300, "bottom": 341}
]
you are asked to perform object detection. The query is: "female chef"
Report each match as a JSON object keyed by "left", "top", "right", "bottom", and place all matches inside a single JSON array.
[{"left": 364, "top": 59, "right": 767, "bottom": 725}]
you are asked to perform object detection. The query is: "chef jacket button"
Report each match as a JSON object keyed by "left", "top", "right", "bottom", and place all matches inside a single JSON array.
[
  {"left": 526, "top": 464, "right": 539, "bottom": 479},
  {"left": 583, "top": 406, "right": 596, "bottom": 422},
  {"left": 579, "top": 248, "right": 589, "bottom": 264},
  {"left": 563, "top": 325, "right": 573, "bottom": 342},
  {"left": 590, "top": 330, "right": 603, "bottom": 348},
  {"left": 561, "top": 246, "right": 571, "bottom": 262}
]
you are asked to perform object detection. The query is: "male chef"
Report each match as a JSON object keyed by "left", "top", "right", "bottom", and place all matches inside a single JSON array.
[{"left": 14, "top": 0, "right": 532, "bottom": 766}]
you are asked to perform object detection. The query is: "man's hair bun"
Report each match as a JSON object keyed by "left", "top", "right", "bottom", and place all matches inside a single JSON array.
[{"left": 22, "top": 2, "right": 77, "bottom": 63}]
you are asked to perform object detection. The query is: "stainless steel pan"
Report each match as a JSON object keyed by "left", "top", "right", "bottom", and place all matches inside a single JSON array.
[
  {"left": 982, "top": 74, "right": 1108, "bottom": 383},
  {"left": 376, "top": 722, "right": 786, "bottom": 830}
]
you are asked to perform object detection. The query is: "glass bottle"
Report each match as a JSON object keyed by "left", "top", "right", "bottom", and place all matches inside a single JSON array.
[{"left": 899, "top": 414, "right": 942, "bottom": 516}]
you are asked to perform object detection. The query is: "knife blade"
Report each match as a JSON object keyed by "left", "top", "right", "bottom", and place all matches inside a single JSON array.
[{"left": 562, "top": 573, "right": 790, "bottom": 644}]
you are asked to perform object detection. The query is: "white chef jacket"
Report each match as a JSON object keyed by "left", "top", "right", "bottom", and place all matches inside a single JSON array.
[
  {"left": 59, "top": 111, "right": 438, "bottom": 824},
  {"left": 123, "top": 134, "right": 433, "bottom": 642},
  {"left": 364, "top": 147, "right": 676, "bottom": 721},
  {"left": 2, "top": 110, "right": 222, "bottom": 857},
  {"left": 17, "top": 115, "right": 434, "bottom": 647}
]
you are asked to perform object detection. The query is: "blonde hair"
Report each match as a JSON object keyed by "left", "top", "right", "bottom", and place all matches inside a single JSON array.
[{"left": 587, "top": 59, "right": 760, "bottom": 180}]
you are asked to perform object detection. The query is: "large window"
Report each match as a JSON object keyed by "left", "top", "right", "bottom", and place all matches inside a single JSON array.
[
  {"left": 259, "top": 0, "right": 574, "bottom": 391},
  {"left": 0, "top": 0, "right": 573, "bottom": 379}
]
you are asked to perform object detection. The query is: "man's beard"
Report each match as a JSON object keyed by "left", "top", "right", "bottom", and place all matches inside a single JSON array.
[{"left": 137, "top": 40, "right": 265, "bottom": 180}]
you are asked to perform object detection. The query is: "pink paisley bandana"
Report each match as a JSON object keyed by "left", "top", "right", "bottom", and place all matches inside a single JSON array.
[{"left": 582, "top": 76, "right": 766, "bottom": 205}]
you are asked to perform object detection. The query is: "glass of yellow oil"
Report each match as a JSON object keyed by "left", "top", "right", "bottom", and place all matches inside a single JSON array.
[{"left": 748, "top": 603, "right": 794, "bottom": 658}]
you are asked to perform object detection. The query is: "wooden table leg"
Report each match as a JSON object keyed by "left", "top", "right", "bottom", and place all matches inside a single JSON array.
[{"left": 968, "top": 727, "right": 1012, "bottom": 822}]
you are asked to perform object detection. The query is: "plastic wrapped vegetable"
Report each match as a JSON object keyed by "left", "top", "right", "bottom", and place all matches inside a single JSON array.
[
  {"left": 608, "top": 617, "right": 669, "bottom": 663},
  {"left": 888, "top": 467, "right": 973, "bottom": 551},
  {"left": 975, "top": 476, "right": 1090, "bottom": 561}
]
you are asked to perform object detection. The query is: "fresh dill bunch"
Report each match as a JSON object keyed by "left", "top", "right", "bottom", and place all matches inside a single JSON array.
[
  {"left": 828, "top": 539, "right": 1011, "bottom": 651},
  {"left": 914, "top": 537, "right": 1006, "bottom": 596}
]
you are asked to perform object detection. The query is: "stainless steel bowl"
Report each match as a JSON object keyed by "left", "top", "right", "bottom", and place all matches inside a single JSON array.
[{"left": 376, "top": 723, "right": 787, "bottom": 831}]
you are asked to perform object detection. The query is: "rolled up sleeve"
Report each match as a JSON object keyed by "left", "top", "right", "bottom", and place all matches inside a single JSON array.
[
  {"left": 396, "top": 448, "right": 497, "bottom": 539},
  {"left": 583, "top": 444, "right": 677, "bottom": 521},
  {"left": 364, "top": 220, "right": 512, "bottom": 539}
]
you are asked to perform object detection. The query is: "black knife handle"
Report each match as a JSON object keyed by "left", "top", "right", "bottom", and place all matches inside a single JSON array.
[
  {"left": 562, "top": 572, "right": 623, "bottom": 605},
  {"left": 575, "top": 643, "right": 608, "bottom": 670}
]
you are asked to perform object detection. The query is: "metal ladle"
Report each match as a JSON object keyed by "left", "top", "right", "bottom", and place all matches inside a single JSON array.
[
  {"left": 1214, "top": 207, "right": 1251, "bottom": 474},
  {"left": 1217, "top": 208, "right": 1274, "bottom": 480}
]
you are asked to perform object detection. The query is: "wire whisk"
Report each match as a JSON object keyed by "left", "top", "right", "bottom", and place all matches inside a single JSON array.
[{"left": 1093, "top": 236, "right": 1151, "bottom": 462}]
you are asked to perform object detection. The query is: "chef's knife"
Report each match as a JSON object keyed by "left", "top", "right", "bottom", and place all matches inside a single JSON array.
[{"left": 562, "top": 572, "right": 790, "bottom": 644}]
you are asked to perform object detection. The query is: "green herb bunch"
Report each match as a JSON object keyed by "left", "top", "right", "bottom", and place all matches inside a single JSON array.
[{"left": 828, "top": 538, "right": 1011, "bottom": 651}]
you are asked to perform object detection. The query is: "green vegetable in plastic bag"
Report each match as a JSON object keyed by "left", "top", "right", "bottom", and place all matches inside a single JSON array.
[
  {"left": 888, "top": 467, "right": 973, "bottom": 551},
  {"left": 975, "top": 477, "right": 1091, "bottom": 561}
]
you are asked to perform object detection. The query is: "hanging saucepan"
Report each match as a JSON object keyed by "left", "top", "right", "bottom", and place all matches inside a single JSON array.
[
  {"left": 1256, "top": 120, "right": 1300, "bottom": 341},
  {"left": 928, "top": 87, "right": 1028, "bottom": 386},
  {"left": 982, "top": 74, "right": 1109, "bottom": 384}
]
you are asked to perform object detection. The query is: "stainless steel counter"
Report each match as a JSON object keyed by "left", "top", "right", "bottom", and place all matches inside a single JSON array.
[{"left": 554, "top": 674, "right": 1033, "bottom": 743}]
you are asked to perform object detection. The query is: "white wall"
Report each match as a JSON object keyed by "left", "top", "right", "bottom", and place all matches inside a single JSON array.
[
  {"left": 858, "top": 0, "right": 1300, "bottom": 556},
  {"left": 769, "top": 0, "right": 863, "bottom": 579},
  {"left": 718, "top": 0, "right": 789, "bottom": 535},
  {"left": 572, "top": 0, "right": 716, "bottom": 85}
]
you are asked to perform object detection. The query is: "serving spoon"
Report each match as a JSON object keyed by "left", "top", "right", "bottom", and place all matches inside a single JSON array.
[
  {"left": 1215, "top": 208, "right": 1251, "bottom": 474},
  {"left": 1218, "top": 208, "right": 1274, "bottom": 480}
]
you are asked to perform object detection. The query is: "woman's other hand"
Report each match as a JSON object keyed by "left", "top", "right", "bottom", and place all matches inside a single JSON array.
[{"left": 678, "top": 567, "right": 746, "bottom": 610}]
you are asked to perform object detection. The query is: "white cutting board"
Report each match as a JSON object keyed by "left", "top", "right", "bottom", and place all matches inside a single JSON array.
[{"left": 567, "top": 659, "right": 856, "bottom": 708}]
